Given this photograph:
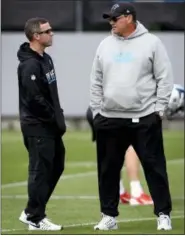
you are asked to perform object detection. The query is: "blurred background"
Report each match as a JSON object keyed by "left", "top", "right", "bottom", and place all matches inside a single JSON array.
[{"left": 1, "top": 0, "right": 185, "bottom": 129}]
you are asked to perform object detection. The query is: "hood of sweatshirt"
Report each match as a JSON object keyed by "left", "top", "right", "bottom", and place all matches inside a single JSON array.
[
  {"left": 112, "top": 21, "right": 148, "bottom": 40},
  {"left": 17, "top": 42, "right": 44, "bottom": 62}
]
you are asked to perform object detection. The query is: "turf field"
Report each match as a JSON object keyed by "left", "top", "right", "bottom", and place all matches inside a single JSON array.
[{"left": 1, "top": 129, "right": 184, "bottom": 234}]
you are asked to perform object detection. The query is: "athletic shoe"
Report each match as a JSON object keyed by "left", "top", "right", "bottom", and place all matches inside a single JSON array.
[
  {"left": 19, "top": 210, "right": 62, "bottom": 231},
  {"left": 94, "top": 213, "right": 118, "bottom": 230},
  {"left": 28, "top": 218, "right": 63, "bottom": 231},
  {"left": 19, "top": 210, "right": 31, "bottom": 225},
  {"left": 157, "top": 213, "right": 172, "bottom": 230},
  {"left": 120, "top": 192, "right": 131, "bottom": 204},
  {"left": 130, "top": 193, "right": 153, "bottom": 205}
]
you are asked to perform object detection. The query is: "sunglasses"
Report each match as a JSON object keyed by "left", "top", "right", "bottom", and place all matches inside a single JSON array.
[
  {"left": 109, "top": 15, "right": 128, "bottom": 22},
  {"left": 38, "top": 29, "right": 53, "bottom": 34}
]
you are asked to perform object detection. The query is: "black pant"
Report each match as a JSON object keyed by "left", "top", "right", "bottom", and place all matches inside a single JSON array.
[
  {"left": 23, "top": 135, "right": 65, "bottom": 223},
  {"left": 94, "top": 113, "right": 172, "bottom": 217}
]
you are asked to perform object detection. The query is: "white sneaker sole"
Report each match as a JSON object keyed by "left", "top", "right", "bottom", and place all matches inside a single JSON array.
[
  {"left": 94, "top": 224, "right": 118, "bottom": 230},
  {"left": 28, "top": 224, "right": 63, "bottom": 231},
  {"left": 157, "top": 226, "right": 172, "bottom": 230}
]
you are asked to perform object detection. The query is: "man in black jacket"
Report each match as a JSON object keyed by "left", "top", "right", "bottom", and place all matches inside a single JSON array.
[{"left": 17, "top": 17, "right": 66, "bottom": 231}]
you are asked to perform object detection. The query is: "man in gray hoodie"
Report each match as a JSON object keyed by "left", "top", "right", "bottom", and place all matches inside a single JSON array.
[{"left": 90, "top": 2, "right": 173, "bottom": 231}]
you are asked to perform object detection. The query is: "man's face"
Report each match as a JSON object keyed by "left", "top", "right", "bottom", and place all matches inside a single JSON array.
[
  {"left": 109, "top": 15, "right": 131, "bottom": 35},
  {"left": 34, "top": 22, "right": 53, "bottom": 47}
]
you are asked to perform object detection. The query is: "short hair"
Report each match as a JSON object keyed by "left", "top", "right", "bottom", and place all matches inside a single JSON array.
[{"left": 24, "top": 17, "right": 48, "bottom": 41}]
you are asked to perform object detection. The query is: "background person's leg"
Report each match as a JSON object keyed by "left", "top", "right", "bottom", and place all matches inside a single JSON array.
[
  {"left": 119, "top": 177, "right": 131, "bottom": 204},
  {"left": 120, "top": 145, "right": 153, "bottom": 205},
  {"left": 131, "top": 113, "right": 172, "bottom": 216},
  {"left": 120, "top": 146, "right": 140, "bottom": 203},
  {"left": 125, "top": 146, "right": 140, "bottom": 183}
]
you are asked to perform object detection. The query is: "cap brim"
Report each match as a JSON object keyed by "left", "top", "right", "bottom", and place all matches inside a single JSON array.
[{"left": 102, "top": 12, "right": 121, "bottom": 19}]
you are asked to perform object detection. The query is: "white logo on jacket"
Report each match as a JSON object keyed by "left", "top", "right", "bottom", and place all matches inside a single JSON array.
[
  {"left": 31, "top": 75, "right": 36, "bottom": 80},
  {"left": 46, "top": 69, "right": 56, "bottom": 84}
]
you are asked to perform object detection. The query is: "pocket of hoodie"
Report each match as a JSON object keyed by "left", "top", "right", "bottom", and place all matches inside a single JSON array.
[{"left": 102, "top": 84, "right": 142, "bottom": 111}]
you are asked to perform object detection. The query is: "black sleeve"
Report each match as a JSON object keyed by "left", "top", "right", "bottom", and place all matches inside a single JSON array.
[
  {"left": 45, "top": 56, "right": 66, "bottom": 135},
  {"left": 21, "top": 60, "right": 54, "bottom": 120}
]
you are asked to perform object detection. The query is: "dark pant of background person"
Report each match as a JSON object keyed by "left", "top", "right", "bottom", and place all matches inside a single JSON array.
[
  {"left": 94, "top": 112, "right": 172, "bottom": 217},
  {"left": 86, "top": 107, "right": 96, "bottom": 142},
  {"left": 23, "top": 135, "right": 65, "bottom": 224}
]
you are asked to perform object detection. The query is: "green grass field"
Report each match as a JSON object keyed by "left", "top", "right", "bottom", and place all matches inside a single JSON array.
[{"left": 1, "top": 129, "right": 184, "bottom": 234}]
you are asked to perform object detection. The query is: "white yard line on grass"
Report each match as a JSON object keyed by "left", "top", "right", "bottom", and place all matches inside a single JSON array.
[
  {"left": 167, "top": 158, "right": 184, "bottom": 164},
  {"left": 59, "top": 158, "right": 184, "bottom": 167},
  {"left": 1, "top": 171, "right": 96, "bottom": 189},
  {"left": 1, "top": 195, "right": 98, "bottom": 200},
  {"left": 64, "top": 215, "right": 184, "bottom": 228},
  {"left": 1, "top": 158, "right": 184, "bottom": 189},
  {"left": 1, "top": 215, "right": 184, "bottom": 233},
  {"left": 173, "top": 210, "right": 184, "bottom": 214}
]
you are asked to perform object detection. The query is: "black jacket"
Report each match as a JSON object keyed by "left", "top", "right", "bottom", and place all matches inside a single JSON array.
[{"left": 17, "top": 42, "right": 66, "bottom": 137}]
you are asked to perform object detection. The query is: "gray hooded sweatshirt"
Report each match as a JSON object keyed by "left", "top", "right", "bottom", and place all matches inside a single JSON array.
[{"left": 90, "top": 21, "right": 173, "bottom": 119}]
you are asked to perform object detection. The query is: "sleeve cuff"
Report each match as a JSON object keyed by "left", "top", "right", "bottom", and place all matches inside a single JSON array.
[{"left": 154, "top": 103, "right": 166, "bottom": 113}]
